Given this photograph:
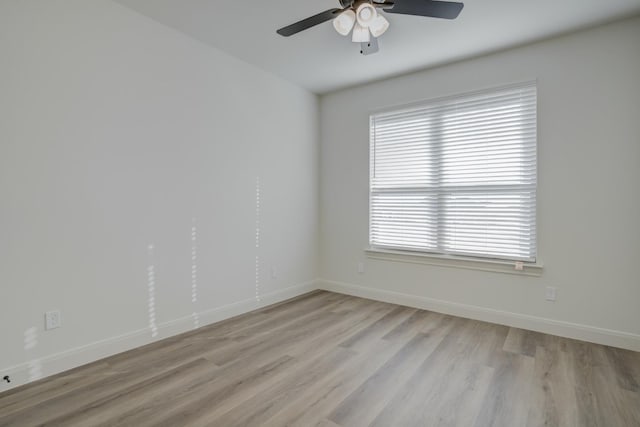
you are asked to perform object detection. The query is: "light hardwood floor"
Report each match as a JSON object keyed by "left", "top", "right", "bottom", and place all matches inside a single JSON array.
[{"left": 1, "top": 291, "right": 639, "bottom": 426}]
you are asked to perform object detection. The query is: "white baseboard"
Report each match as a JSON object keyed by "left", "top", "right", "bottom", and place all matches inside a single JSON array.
[
  {"left": 316, "top": 278, "right": 640, "bottom": 352},
  {"left": 0, "top": 281, "right": 316, "bottom": 392},
  {"left": 3, "top": 277, "right": 637, "bottom": 393}
]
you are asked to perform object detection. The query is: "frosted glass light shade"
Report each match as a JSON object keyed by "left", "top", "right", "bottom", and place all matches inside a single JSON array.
[
  {"left": 352, "top": 22, "right": 370, "bottom": 43},
  {"left": 356, "top": 3, "right": 377, "bottom": 27},
  {"left": 369, "top": 15, "right": 389, "bottom": 37},
  {"left": 333, "top": 10, "right": 356, "bottom": 36}
]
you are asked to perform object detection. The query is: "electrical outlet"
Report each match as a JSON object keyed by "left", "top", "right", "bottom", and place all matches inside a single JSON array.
[
  {"left": 45, "top": 310, "right": 61, "bottom": 330},
  {"left": 357, "top": 262, "right": 365, "bottom": 274},
  {"left": 545, "top": 287, "right": 557, "bottom": 302},
  {"left": 270, "top": 266, "right": 277, "bottom": 279}
]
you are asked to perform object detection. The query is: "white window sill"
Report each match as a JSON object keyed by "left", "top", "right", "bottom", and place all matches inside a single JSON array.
[{"left": 365, "top": 247, "right": 543, "bottom": 277}]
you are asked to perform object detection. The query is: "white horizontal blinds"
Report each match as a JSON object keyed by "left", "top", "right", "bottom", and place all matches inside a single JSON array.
[
  {"left": 370, "top": 192, "right": 439, "bottom": 250},
  {"left": 370, "top": 109, "right": 438, "bottom": 251},
  {"left": 370, "top": 83, "right": 537, "bottom": 261}
]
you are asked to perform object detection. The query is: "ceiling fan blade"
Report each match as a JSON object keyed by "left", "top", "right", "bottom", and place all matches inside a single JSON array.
[
  {"left": 386, "top": 0, "right": 463, "bottom": 19},
  {"left": 277, "top": 8, "right": 342, "bottom": 37}
]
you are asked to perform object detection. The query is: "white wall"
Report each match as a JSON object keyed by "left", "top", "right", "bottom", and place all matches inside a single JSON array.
[
  {"left": 319, "top": 16, "right": 640, "bottom": 350},
  {"left": 0, "top": 0, "right": 318, "bottom": 388}
]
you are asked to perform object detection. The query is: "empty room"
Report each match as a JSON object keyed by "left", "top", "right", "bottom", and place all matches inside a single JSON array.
[{"left": 1, "top": 0, "right": 639, "bottom": 426}]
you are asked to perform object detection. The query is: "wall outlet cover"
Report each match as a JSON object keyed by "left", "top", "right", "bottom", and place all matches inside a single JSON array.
[
  {"left": 545, "top": 287, "right": 557, "bottom": 302},
  {"left": 45, "top": 310, "right": 61, "bottom": 330}
]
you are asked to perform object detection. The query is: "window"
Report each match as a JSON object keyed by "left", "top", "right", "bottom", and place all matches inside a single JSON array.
[{"left": 369, "top": 82, "right": 537, "bottom": 262}]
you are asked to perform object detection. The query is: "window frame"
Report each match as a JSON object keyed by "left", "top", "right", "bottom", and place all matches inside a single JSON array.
[{"left": 368, "top": 81, "right": 538, "bottom": 265}]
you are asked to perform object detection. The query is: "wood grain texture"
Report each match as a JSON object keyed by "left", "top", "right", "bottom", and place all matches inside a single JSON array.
[{"left": 1, "top": 290, "right": 639, "bottom": 427}]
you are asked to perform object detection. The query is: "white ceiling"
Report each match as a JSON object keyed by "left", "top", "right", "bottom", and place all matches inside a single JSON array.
[{"left": 114, "top": 0, "right": 640, "bottom": 93}]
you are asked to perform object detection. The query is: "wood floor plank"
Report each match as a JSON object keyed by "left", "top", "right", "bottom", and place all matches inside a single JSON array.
[
  {"left": 259, "top": 322, "right": 440, "bottom": 427},
  {"left": 112, "top": 296, "right": 389, "bottom": 427},
  {"left": 209, "top": 346, "right": 356, "bottom": 427},
  {"left": 338, "top": 305, "right": 416, "bottom": 349},
  {"left": 0, "top": 358, "right": 215, "bottom": 427},
  {"left": 380, "top": 309, "right": 431, "bottom": 342},
  {"left": 620, "top": 389, "right": 640, "bottom": 426},
  {"left": 473, "top": 351, "right": 536, "bottom": 427},
  {"left": 202, "top": 303, "right": 355, "bottom": 367},
  {"left": 1, "top": 290, "right": 638, "bottom": 427},
  {"left": 377, "top": 360, "right": 494, "bottom": 427},
  {"left": 143, "top": 304, "right": 393, "bottom": 426},
  {"left": 105, "top": 355, "right": 297, "bottom": 427},
  {"left": 503, "top": 327, "right": 545, "bottom": 357},
  {"left": 328, "top": 324, "right": 458, "bottom": 427},
  {"left": 54, "top": 359, "right": 221, "bottom": 427},
  {"left": 184, "top": 303, "right": 402, "bottom": 425},
  {"left": 329, "top": 295, "right": 377, "bottom": 314},
  {"left": 588, "top": 345, "right": 640, "bottom": 426},
  {"left": 182, "top": 290, "right": 335, "bottom": 344},
  {"left": 370, "top": 319, "right": 496, "bottom": 427},
  {"left": 526, "top": 339, "right": 579, "bottom": 427},
  {"left": 602, "top": 346, "right": 640, "bottom": 392},
  {"left": 0, "top": 364, "right": 114, "bottom": 415},
  {"left": 563, "top": 339, "right": 639, "bottom": 427},
  {"left": 223, "top": 291, "right": 343, "bottom": 341},
  {"left": 314, "top": 419, "right": 341, "bottom": 427}
]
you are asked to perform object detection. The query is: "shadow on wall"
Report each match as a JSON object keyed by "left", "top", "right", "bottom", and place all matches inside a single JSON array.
[
  {"left": 142, "top": 177, "right": 264, "bottom": 337},
  {"left": 6, "top": 176, "right": 282, "bottom": 388},
  {"left": 24, "top": 327, "right": 42, "bottom": 382},
  {"left": 147, "top": 244, "right": 158, "bottom": 338},
  {"left": 255, "top": 176, "right": 261, "bottom": 303},
  {"left": 191, "top": 218, "right": 199, "bottom": 329}
]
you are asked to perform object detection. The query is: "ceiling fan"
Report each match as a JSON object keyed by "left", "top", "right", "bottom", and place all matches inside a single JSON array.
[{"left": 276, "top": 0, "right": 464, "bottom": 55}]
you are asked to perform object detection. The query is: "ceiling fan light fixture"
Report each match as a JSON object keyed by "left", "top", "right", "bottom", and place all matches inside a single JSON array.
[
  {"left": 355, "top": 3, "right": 377, "bottom": 27},
  {"left": 351, "top": 22, "right": 370, "bottom": 43},
  {"left": 275, "top": 0, "right": 464, "bottom": 56},
  {"left": 369, "top": 14, "right": 389, "bottom": 37},
  {"left": 333, "top": 9, "right": 356, "bottom": 36}
]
